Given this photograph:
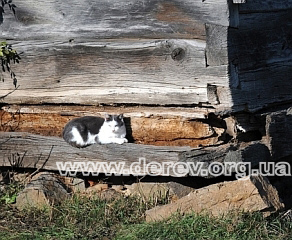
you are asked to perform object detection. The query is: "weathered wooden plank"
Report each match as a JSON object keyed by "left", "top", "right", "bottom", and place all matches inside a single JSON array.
[
  {"left": 0, "top": 133, "right": 189, "bottom": 177},
  {"left": 238, "top": 0, "right": 292, "bottom": 13},
  {"left": 205, "top": 24, "right": 228, "bottom": 66},
  {"left": 2, "top": 105, "right": 211, "bottom": 119},
  {"left": 0, "top": 0, "right": 236, "bottom": 41},
  {"left": 0, "top": 132, "right": 270, "bottom": 177},
  {"left": 0, "top": 39, "right": 230, "bottom": 107}
]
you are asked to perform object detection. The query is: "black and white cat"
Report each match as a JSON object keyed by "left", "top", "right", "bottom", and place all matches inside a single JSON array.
[{"left": 63, "top": 114, "right": 128, "bottom": 148}]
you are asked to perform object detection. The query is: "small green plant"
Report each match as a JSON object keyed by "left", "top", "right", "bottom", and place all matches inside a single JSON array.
[
  {"left": 0, "top": 41, "right": 21, "bottom": 87},
  {"left": 1, "top": 0, "right": 20, "bottom": 88},
  {"left": 0, "top": 191, "right": 17, "bottom": 204},
  {"left": 0, "top": 181, "right": 23, "bottom": 204}
]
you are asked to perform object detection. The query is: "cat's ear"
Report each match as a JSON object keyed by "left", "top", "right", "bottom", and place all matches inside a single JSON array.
[
  {"left": 118, "top": 114, "right": 124, "bottom": 120},
  {"left": 104, "top": 113, "right": 112, "bottom": 121}
]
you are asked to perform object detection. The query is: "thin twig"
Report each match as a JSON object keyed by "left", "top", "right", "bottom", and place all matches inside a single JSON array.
[
  {"left": 0, "top": 85, "right": 20, "bottom": 100},
  {"left": 26, "top": 145, "right": 54, "bottom": 181}
]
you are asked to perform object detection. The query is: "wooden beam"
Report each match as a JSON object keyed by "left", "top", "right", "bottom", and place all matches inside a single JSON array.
[
  {"left": 0, "top": 132, "right": 271, "bottom": 177},
  {"left": 227, "top": 10, "right": 292, "bottom": 112},
  {"left": 0, "top": 0, "right": 234, "bottom": 40},
  {"left": 0, "top": 39, "right": 230, "bottom": 107},
  {"left": 2, "top": 105, "right": 210, "bottom": 119}
]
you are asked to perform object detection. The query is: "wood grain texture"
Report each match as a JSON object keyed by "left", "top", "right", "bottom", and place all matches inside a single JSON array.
[
  {"left": 0, "top": 39, "right": 230, "bottom": 107},
  {"left": 207, "top": 9, "right": 292, "bottom": 70},
  {"left": 0, "top": 132, "right": 270, "bottom": 177},
  {"left": 1, "top": 1, "right": 291, "bottom": 114},
  {"left": 0, "top": 133, "right": 190, "bottom": 177},
  {"left": 0, "top": 0, "right": 236, "bottom": 40},
  {"left": 205, "top": 24, "right": 228, "bottom": 66},
  {"left": 0, "top": 105, "right": 225, "bottom": 147},
  {"left": 2, "top": 105, "right": 211, "bottom": 119}
]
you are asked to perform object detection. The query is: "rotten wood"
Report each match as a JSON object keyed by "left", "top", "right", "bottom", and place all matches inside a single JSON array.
[
  {"left": 0, "top": 132, "right": 270, "bottom": 177},
  {"left": 0, "top": 105, "right": 225, "bottom": 147}
]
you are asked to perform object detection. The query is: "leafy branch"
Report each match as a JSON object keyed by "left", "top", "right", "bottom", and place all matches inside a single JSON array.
[
  {"left": 1, "top": 0, "right": 20, "bottom": 88},
  {"left": 1, "top": 0, "right": 17, "bottom": 15},
  {"left": 0, "top": 42, "right": 21, "bottom": 87}
]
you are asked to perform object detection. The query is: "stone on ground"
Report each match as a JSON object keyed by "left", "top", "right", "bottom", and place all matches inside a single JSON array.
[
  {"left": 16, "top": 172, "right": 69, "bottom": 209},
  {"left": 145, "top": 175, "right": 284, "bottom": 222}
]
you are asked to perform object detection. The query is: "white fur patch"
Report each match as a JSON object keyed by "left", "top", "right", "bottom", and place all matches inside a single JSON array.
[
  {"left": 97, "top": 119, "right": 127, "bottom": 144},
  {"left": 70, "top": 127, "right": 98, "bottom": 147},
  {"left": 70, "top": 127, "right": 85, "bottom": 146},
  {"left": 69, "top": 118, "right": 127, "bottom": 146}
]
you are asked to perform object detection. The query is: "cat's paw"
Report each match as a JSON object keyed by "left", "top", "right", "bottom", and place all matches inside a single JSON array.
[{"left": 115, "top": 138, "right": 128, "bottom": 144}]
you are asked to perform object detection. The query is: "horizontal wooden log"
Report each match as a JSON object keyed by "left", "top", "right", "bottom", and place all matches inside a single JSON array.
[
  {"left": 1, "top": 105, "right": 210, "bottom": 119},
  {"left": 180, "top": 141, "right": 271, "bottom": 177},
  {"left": 0, "top": 39, "right": 230, "bottom": 107},
  {"left": 0, "top": 105, "right": 225, "bottom": 147},
  {"left": 0, "top": 0, "right": 237, "bottom": 41},
  {"left": 0, "top": 133, "right": 270, "bottom": 177}
]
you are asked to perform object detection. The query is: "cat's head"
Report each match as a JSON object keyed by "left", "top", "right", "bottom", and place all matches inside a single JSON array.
[{"left": 104, "top": 113, "right": 125, "bottom": 133}]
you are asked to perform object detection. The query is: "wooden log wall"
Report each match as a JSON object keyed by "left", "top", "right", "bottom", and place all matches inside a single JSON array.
[
  {"left": 0, "top": 0, "right": 235, "bottom": 109},
  {"left": 1, "top": 0, "right": 292, "bottom": 175},
  {"left": 0, "top": 0, "right": 291, "bottom": 112}
]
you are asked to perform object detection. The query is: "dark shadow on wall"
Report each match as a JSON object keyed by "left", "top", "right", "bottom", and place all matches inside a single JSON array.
[{"left": 227, "top": 5, "right": 292, "bottom": 113}]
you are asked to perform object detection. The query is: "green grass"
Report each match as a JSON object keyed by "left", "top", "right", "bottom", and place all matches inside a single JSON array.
[
  {"left": 0, "top": 182, "right": 292, "bottom": 240},
  {"left": 117, "top": 212, "right": 292, "bottom": 240}
]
